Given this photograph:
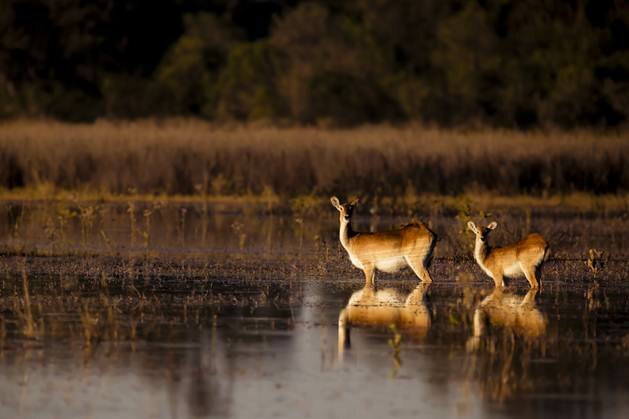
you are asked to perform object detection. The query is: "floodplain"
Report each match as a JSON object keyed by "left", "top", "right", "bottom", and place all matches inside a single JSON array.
[{"left": 0, "top": 200, "right": 628, "bottom": 418}]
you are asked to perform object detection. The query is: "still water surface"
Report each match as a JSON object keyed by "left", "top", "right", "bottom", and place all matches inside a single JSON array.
[{"left": 2, "top": 278, "right": 629, "bottom": 418}]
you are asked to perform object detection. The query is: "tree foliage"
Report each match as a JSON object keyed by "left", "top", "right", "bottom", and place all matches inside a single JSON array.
[{"left": 0, "top": 0, "right": 628, "bottom": 127}]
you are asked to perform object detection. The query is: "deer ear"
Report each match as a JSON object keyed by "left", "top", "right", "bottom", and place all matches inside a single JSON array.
[
  {"left": 330, "top": 196, "right": 341, "bottom": 210},
  {"left": 467, "top": 221, "right": 479, "bottom": 234},
  {"left": 349, "top": 197, "right": 360, "bottom": 206},
  {"left": 487, "top": 221, "right": 498, "bottom": 230}
]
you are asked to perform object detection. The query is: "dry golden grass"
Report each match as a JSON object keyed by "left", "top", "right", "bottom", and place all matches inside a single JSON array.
[
  {"left": 2, "top": 117, "right": 625, "bottom": 154},
  {"left": 2, "top": 185, "right": 628, "bottom": 213},
  {"left": 1, "top": 119, "right": 627, "bottom": 202}
]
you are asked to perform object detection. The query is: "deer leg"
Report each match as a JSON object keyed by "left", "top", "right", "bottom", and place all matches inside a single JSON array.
[
  {"left": 405, "top": 256, "right": 433, "bottom": 284},
  {"left": 535, "top": 263, "right": 544, "bottom": 287},
  {"left": 491, "top": 270, "right": 505, "bottom": 288},
  {"left": 520, "top": 263, "right": 539, "bottom": 289},
  {"left": 362, "top": 264, "right": 375, "bottom": 287}
]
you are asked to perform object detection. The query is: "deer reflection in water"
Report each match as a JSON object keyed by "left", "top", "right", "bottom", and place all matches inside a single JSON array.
[
  {"left": 467, "top": 288, "right": 547, "bottom": 350},
  {"left": 465, "top": 287, "right": 548, "bottom": 402},
  {"left": 338, "top": 283, "right": 431, "bottom": 360}
]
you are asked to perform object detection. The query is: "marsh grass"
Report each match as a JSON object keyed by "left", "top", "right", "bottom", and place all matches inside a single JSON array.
[
  {"left": 0, "top": 195, "right": 627, "bottom": 302},
  {"left": 586, "top": 249, "right": 605, "bottom": 275},
  {"left": 1, "top": 119, "right": 628, "bottom": 202},
  {"left": 1, "top": 200, "right": 628, "bottom": 261}
]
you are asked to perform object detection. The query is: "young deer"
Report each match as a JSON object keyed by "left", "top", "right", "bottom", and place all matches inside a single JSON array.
[
  {"left": 331, "top": 196, "right": 436, "bottom": 286},
  {"left": 467, "top": 221, "right": 548, "bottom": 288},
  {"left": 466, "top": 287, "right": 547, "bottom": 352}
]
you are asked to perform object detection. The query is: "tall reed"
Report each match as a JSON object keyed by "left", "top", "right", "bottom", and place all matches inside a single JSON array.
[{"left": 1, "top": 119, "right": 627, "bottom": 198}]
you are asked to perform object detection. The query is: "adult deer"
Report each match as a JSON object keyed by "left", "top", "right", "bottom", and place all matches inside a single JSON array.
[
  {"left": 467, "top": 221, "right": 549, "bottom": 288},
  {"left": 338, "top": 283, "right": 431, "bottom": 360},
  {"left": 330, "top": 196, "right": 436, "bottom": 286}
]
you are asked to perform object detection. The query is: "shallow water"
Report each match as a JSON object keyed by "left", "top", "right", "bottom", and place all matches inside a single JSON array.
[
  {"left": 1, "top": 277, "right": 629, "bottom": 419},
  {"left": 1, "top": 203, "right": 628, "bottom": 418}
]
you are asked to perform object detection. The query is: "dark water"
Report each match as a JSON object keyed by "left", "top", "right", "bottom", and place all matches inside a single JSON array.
[
  {"left": 1, "top": 203, "right": 629, "bottom": 418},
  {"left": 1, "top": 277, "right": 629, "bottom": 419}
]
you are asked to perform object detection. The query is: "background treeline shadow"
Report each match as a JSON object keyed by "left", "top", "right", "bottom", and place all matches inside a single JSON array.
[{"left": 0, "top": 0, "right": 628, "bottom": 128}]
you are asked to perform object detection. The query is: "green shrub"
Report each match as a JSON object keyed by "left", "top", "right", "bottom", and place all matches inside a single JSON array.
[
  {"left": 156, "top": 13, "right": 239, "bottom": 117},
  {"left": 216, "top": 42, "right": 285, "bottom": 121}
]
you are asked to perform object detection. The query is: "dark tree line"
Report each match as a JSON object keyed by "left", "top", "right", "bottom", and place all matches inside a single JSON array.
[{"left": 1, "top": 0, "right": 628, "bottom": 127}]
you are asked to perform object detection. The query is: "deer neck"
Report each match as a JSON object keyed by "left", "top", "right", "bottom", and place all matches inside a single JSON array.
[
  {"left": 339, "top": 218, "right": 353, "bottom": 250},
  {"left": 474, "top": 237, "right": 489, "bottom": 267}
]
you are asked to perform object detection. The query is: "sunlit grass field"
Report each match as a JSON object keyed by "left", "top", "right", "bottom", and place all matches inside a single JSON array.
[{"left": 1, "top": 119, "right": 627, "bottom": 211}]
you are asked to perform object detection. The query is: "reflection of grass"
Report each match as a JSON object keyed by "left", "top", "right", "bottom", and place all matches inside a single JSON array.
[
  {"left": 388, "top": 324, "right": 402, "bottom": 377},
  {"left": 80, "top": 303, "right": 99, "bottom": 346},
  {"left": 20, "top": 269, "right": 36, "bottom": 338}
]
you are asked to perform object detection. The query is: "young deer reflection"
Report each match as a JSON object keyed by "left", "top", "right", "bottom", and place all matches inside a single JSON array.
[
  {"left": 467, "top": 221, "right": 548, "bottom": 288},
  {"left": 331, "top": 196, "right": 436, "bottom": 286},
  {"left": 338, "top": 283, "right": 431, "bottom": 359},
  {"left": 467, "top": 288, "right": 547, "bottom": 352}
]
